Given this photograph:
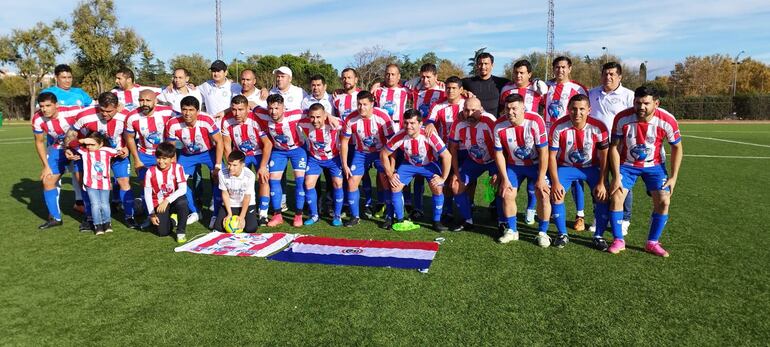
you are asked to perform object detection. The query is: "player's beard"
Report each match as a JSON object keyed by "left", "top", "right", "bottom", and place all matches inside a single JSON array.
[{"left": 140, "top": 106, "right": 153, "bottom": 115}]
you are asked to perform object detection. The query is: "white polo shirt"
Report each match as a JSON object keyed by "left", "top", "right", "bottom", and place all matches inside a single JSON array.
[
  {"left": 198, "top": 79, "right": 242, "bottom": 115},
  {"left": 301, "top": 92, "right": 334, "bottom": 113},
  {"left": 240, "top": 88, "right": 267, "bottom": 109},
  {"left": 588, "top": 84, "right": 634, "bottom": 132},
  {"left": 269, "top": 85, "right": 307, "bottom": 111},
  {"left": 217, "top": 167, "right": 256, "bottom": 207},
  {"left": 158, "top": 87, "right": 203, "bottom": 113}
]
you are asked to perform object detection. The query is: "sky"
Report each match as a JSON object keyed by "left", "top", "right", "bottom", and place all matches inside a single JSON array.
[{"left": 2, "top": 0, "right": 770, "bottom": 80}]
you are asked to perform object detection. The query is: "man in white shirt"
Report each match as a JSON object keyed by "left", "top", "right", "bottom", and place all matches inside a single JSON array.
[
  {"left": 158, "top": 68, "right": 203, "bottom": 112},
  {"left": 588, "top": 61, "right": 635, "bottom": 235},
  {"left": 269, "top": 66, "right": 307, "bottom": 111},
  {"left": 198, "top": 60, "right": 242, "bottom": 122},
  {"left": 214, "top": 150, "right": 258, "bottom": 233},
  {"left": 301, "top": 74, "right": 334, "bottom": 113},
  {"left": 238, "top": 69, "right": 267, "bottom": 109}
]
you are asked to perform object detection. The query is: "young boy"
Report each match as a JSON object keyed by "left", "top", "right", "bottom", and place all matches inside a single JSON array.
[
  {"left": 76, "top": 132, "right": 119, "bottom": 235},
  {"left": 214, "top": 151, "right": 258, "bottom": 233},
  {"left": 144, "top": 142, "right": 189, "bottom": 242}
]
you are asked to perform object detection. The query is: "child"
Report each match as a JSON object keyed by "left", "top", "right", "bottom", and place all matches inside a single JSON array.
[
  {"left": 143, "top": 142, "right": 189, "bottom": 243},
  {"left": 214, "top": 151, "right": 258, "bottom": 233},
  {"left": 76, "top": 132, "right": 119, "bottom": 235}
]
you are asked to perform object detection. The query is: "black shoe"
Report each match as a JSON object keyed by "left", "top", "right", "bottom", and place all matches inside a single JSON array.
[
  {"left": 258, "top": 217, "right": 269, "bottom": 227},
  {"left": 111, "top": 201, "right": 123, "bottom": 213},
  {"left": 104, "top": 222, "right": 114, "bottom": 233},
  {"left": 554, "top": 234, "right": 569, "bottom": 248},
  {"left": 497, "top": 222, "right": 509, "bottom": 235},
  {"left": 94, "top": 223, "right": 105, "bottom": 235},
  {"left": 433, "top": 221, "right": 448, "bottom": 232},
  {"left": 125, "top": 217, "right": 140, "bottom": 229},
  {"left": 79, "top": 219, "right": 94, "bottom": 232},
  {"left": 381, "top": 218, "right": 393, "bottom": 230},
  {"left": 450, "top": 222, "right": 472, "bottom": 232},
  {"left": 38, "top": 218, "right": 63, "bottom": 229},
  {"left": 344, "top": 217, "right": 360, "bottom": 227},
  {"left": 408, "top": 209, "right": 425, "bottom": 221},
  {"left": 363, "top": 205, "right": 375, "bottom": 219},
  {"left": 592, "top": 237, "right": 609, "bottom": 252}
]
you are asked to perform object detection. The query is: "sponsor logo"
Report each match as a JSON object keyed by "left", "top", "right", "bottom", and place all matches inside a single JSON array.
[{"left": 340, "top": 248, "right": 364, "bottom": 254}]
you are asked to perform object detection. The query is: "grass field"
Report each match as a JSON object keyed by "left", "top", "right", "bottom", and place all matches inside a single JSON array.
[{"left": 1, "top": 122, "right": 769, "bottom": 345}]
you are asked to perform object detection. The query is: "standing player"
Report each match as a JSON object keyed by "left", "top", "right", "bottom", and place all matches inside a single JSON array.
[
  {"left": 494, "top": 94, "right": 552, "bottom": 245},
  {"left": 221, "top": 95, "right": 273, "bottom": 224},
  {"left": 447, "top": 98, "right": 501, "bottom": 231},
  {"left": 340, "top": 91, "right": 395, "bottom": 227},
  {"left": 64, "top": 92, "right": 137, "bottom": 230},
  {"left": 498, "top": 59, "right": 549, "bottom": 225},
  {"left": 606, "top": 86, "right": 683, "bottom": 257},
  {"left": 545, "top": 56, "right": 590, "bottom": 231},
  {"left": 165, "top": 96, "right": 224, "bottom": 226},
  {"left": 144, "top": 142, "right": 189, "bottom": 242},
  {"left": 124, "top": 90, "right": 176, "bottom": 182},
  {"left": 112, "top": 68, "right": 161, "bottom": 112},
  {"left": 253, "top": 94, "right": 307, "bottom": 227},
  {"left": 588, "top": 61, "right": 635, "bottom": 235},
  {"left": 297, "top": 103, "right": 345, "bottom": 226},
  {"left": 381, "top": 109, "right": 452, "bottom": 231},
  {"left": 547, "top": 94, "right": 610, "bottom": 249},
  {"left": 462, "top": 52, "right": 509, "bottom": 117},
  {"left": 333, "top": 68, "right": 362, "bottom": 120},
  {"left": 158, "top": 68, "right": 202, "bottom": 113},
  {"left": 32, "top": 92, "right": 82, "bottom": 229},
  {"left": 374, "top": 64, "right": 410, "bottom": 131}
]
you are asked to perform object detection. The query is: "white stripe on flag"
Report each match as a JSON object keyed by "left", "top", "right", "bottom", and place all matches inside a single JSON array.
[{"left": 288, "top": 243, "right": 437, "bottom": 260}]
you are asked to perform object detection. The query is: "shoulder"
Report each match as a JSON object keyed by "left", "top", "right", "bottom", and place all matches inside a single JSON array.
[{"left": 654, "top": 108, "right": 678, "bottom": 124}]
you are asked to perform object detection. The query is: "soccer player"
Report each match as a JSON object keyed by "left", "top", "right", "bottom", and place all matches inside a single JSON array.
[
  {"left": 333, "top": 68, "right": 362, "bottom": 120},
  {"left": 158, "top": 68, "right": 203, "bottom": 113},
  {"left": 32, "top": 92, "right": 82, "bottom": 229},
  {"left": 215, "top": 150, "right": 258, "bottom": 233},
  {"left": 198, "top": 60, "right": 242, "bottom": 121},
  {"left": 494, "top": 94, "right": 552, "bottom": 245},
  {"left": 221, "top": 95, "right": 272, "bottom": 224},
  {"left": 498, "top": 59, "right": 549, "bottom": 225},
  {"left": 238, "top": 69, "right": 268, "bottom": 109},
  {"left": 64, "top": 92, "right": 136, "bottom": 230},
  {"left": 301, "top": 74, "right": 334, "bottom": 113},
  {"left": 269, "top": 66, "right": 307, "bottom": 111},
  {"left": 112, "top": 68, "right": 161, "bottom": 112},
  {"left": 340, "top": 91, "right": 395, "bottom": 227},
  {"left": 462, "top": 52, "right": 510, "bottom": 116},
  {"left": 253, "top": 94, "right": 307, "bottom": 227},
  {"left": 606, "top": 86, "right": 683, "bottom": 257},
  {"left": 144, "top": 142, "right": 189, "bottom": 242},
  {"left": 447, "top": 97, "right": 500, "bottom": 231},
  {"left": 545, "top": 56, "right": 590, "bottom": 231},
  {"left": 373, "top": 64, "right": 410, "bottom": 131},
  {"left": 547, "top": 94, "right": 610, "bottom": 249},
  {"left": 381, "top": 109, "right": 451, "bottom": 231},
  {"left": 588, "top": 61, "right": 635, "bottom": 235},
  {"left": 297, "top": 103, "right": 344, "bottom": 226},
  {"left": 76, "top": 132, "right": 119, "bottom": 236},
  {"left": 124, "top": 90, "right": 176, "bottom": 181},
  {"left": 165, "top": 95, "right": 224, "bottom": 226}
]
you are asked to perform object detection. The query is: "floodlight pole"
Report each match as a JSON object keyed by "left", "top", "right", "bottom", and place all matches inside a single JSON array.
[{"left": 732, "top": 50, "right": 744, "bottom": 98}]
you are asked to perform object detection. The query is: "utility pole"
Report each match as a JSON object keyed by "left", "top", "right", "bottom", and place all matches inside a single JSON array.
[
  {"left": 215, "top": 0, "right": 223, "bottom": 60},
  {"left": 545, "top": 0, "right": 554, "bottom": 81},
  {"left": 732, "top": 50, "right": 744, "bottom": 97}
]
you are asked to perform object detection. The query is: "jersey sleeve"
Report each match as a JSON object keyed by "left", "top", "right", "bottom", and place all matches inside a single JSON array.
[
  {"left": 426, "top": 103, "right": 440, "bottom": 124},
  {"left": 549, "top": 127, "right": 560, "bottom": 151},
  {"left": 31, "top": 116, "right": 43, "bottom": 134},
  {"left": 165, "top": 123, "right": 178, "bottom": 141},
  {"left": 449, "top": 122, "right": 461, "bottom": 143},
  {"left": 175, "top": 164, "right": 187, "bottom": 183},
  {"left": 246, "top": 171, "right": 256, "bottom": 198},
  {"left": 665, "top": 117, "right": 682, "bottom": 145},
  {"left": 493, "top": 126, "right": 504, "bottom": 151},
  {"left": 217, "top": 170, "right": 227, "bottom": 191},
  {"left": 429, "top": 132, "right": 446, "bottom": 154},
  {"left": 343, "top": 118, "right": 353, "bottom": 137},
  {"left": 534, "top": 117, "right": 548, "bottom": 147},
  {"left": 78, "top": 89, "right": 93, "bottom": 107},
  {"left": 124, "top": 113, "right": 138, "bottom": 133},
  {"left": 385, "top": 131, "right": 403, "bottom": 153},
  {"left": 102, "top": 147, "right": 119, "bottom": 157}
]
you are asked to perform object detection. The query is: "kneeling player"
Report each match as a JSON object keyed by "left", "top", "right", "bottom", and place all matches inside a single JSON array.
[
  {"left": 606, "top": 86, "right": 683, "bottom": 257},
  {"left": 144, "top": 143, "right": 189, "bottom": 242},
  {"left": 381, "top": 109, "right": 451, "bottom": 231},
  {"left": 493, "top": 94, "right": 551, "bottom": 245},
  {"left": 215, "top": 151, "right": 258, "bottom": 233},
  {"left": 298, "top": 103, "right": 345, "bottom": 226},
  {"left": 548, "top": 94, "right": 610, "bottom": 249}
]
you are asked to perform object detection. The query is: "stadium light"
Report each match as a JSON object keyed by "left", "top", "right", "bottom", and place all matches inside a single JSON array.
[
  {"left": 602, "top": 46, "right": 608, "bottom": 64},
  {"left": 236, "top": 51, "right": 245, "bottom": 80},
  {"left": 732, "top": 50, "right": 745, "bottom": 98}
]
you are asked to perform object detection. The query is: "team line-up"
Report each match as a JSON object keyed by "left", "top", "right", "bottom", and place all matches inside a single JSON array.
[{"left": 32, "top": 52, "right": 682, "bottom": 257}]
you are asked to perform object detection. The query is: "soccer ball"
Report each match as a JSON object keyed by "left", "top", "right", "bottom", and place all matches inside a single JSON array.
[{"left": 224, "top": 216, "right": 243, "bottom": 233}]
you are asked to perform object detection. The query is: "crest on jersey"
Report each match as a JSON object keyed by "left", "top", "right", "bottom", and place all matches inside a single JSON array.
[
  {"left": 362, "top": 136, "right": 378, "bottom": 148},
  {"left": 313, "top": 141, "right": 327, "bottom": 151},
  {"left": 514, "top": 146, "right": 533, "bottom": 160},
  {"left": 163, "top": 183, "right": 176, "bottom": 194},
  {"left": 630, "top": 144, "right": 651, "bottom": 161},
  {"left": 146, "top": 131, "right": 162, "bottom": 145},
  {"left": 186, "top": 142, "right": 202, "bottom": 153},
  {"left": 548, "top": 100, "right": 562, "bottom": 118},
  {"left": 238, "top": 140, "right": 256, "bottom": 152},
  {"left": 274, "top": 134, "right": 290, "bottom": 144},
  {"left": 94, "top": 161, "right": 106, "bottom": 177},
  {"left": 569, "top": 149, "right": 588, "bottom": 164},
  {"left": 468, "top": 145, "right": 486, "bottom": 160},
  {"left": 410, "top": 154, "right": 424, "bottom": 165},
  {"left": 418, "top": 104, "right": 430, "bottom": 117},
  {"left": 383, "top": 102, "right": 395, "bottom": 116},
  {"left": 55, "top": 134, "right": 66, "bottom": 145}
]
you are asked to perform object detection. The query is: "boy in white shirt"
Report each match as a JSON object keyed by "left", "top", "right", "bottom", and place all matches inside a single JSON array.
[{"left": 215, "top": 151, "right": 258, "bottom": 232}]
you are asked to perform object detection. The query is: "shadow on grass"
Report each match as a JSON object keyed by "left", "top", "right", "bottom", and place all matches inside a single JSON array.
[{"left": 11, "top": 177, "right": 84, "bottom": 221}]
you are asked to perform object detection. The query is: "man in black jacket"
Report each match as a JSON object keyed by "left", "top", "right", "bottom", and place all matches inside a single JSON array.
[{"left": 462, "top": 52, "right": 510, "bottom": 116}]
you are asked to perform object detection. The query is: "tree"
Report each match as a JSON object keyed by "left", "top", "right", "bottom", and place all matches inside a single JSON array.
[
  {"left": 0, "top": 21, "right": 67, "bottom": 119},
  {"left": 467, "top": 47, "right": 487, "bottom": 75},
  {"left": 137, "top": 44, "right": 169, "bottom": 87},
  {"left": 668, "top": 55, "right": 733, "bottom": 97},
  {"left": 436, "top": 59, "right": 465, "bottom": 80},
  {"left": 350, "top": 46, "right": 398, "bottom": 89},
  {"left": 169, "top": 54, "right": 211, "bottom": 85},
  {"left": 70, "top": 0, "right": 145, "bottom": 94}
]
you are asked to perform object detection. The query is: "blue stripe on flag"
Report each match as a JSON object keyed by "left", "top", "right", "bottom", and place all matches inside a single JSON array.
[{"left": 267, "top": 251, "right": 433, "bottom": 270}]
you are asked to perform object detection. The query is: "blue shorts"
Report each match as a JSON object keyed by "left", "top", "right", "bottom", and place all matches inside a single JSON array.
[
  {"left": 506, "top": 165, "right": 549, "bottom": 187},
  {"left": 47, "top": 148, "right": 69, "bottom": 175},
  {"left": 110, "top": 157, "right": 130, "bottom": 178},
  {"left": 556, "top": 166, "right": 600, "bottom": 190},
  {"left": 458, "top": 160, "right": 498, "bottom": 185},
  {"left": 269, "top": 147, "right": 307, "bottom": 173},
  {"left": 136, "top": 152, "right": 157, "bottom": 181},
  {"left": 397, "top": 163, "right": 442, "bottom": 186},
  {"left": 619, "top": 164, "right": 669, "bottom": 192},
  {"left": 351, "top": 151, "right": 384, "bottom": 176},
  {"left": 244, "top": 154, "right": 263, "bottom": 170},
  {"left": 178, "top": 151, "right": 216, "bottom": 178},
  {"left": 307, "top": 156, "right": 343, "bottom": 178}
]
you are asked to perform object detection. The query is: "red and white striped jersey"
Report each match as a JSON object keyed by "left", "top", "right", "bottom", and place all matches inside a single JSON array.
[
  {"left": 253, "top": 107, "right": 305, "bottom": 151},
  {"left": 386, "top": 129, "right": 446, "bottom": 166},
  {"left": 544, "top": 80, "right": 587, "bottom": 130},
  {"left": 343, "top": 108, "right": 394, "bottom": 153},
  {"left": 493, "top": 112, "right": 548, "bottom": 166},
  {"left": 427, "top": 98, "right": 465, "bottom": 139},
  {"left": 612, "top": 107, "right": 681, "bottom": 168},
  {"left": 449, "top": 113, "right": 498, "bottom": 164},
  {"left": 499, "top": 82, "right": 543, "bottom": 114},
  {"left": 77, "top": 146, "right": 118, "bottom": 190},
  {"left": 333, "top": 89, "right": 361, "bottom": 120},
  {"left": 297, "top": 118, "right": 341, "bottom": 160},
  {"left": 165, "top": 113, "right": 220, "bottom": 155},
  {"left": 72, "top": 106, "right": 130, "bottom": 149},
  {"left": 549, "top": 116, "right": 609, "bottom": 168},
  {"left": 412, "top": 87, "right": 446, "bottom": 118},
  {"left": 144, "top": 163, "right": 186, "bottom": 208},
  {"left": 111, "top": 84, "right": 161, "bottom": 111},
  {"left": 374, "top": 86, "right": 410, "bottom": 129},
  {"left": 31, "top": 106, "right": 81, "bottom": 149},
  {"left": 220, "top": 112, "right": 266, "bottom": 156},
  {"left": 125, "top": 105, "right": 175, "bottom": 155}
]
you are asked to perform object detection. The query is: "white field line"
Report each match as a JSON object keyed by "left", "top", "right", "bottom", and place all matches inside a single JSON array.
[
  {"left": 682, "top": 135, "right": 770, "bottom": 148},
  {"left": 685, "top": 130, "right": 770, "bottom": 134},
  {"left": 0, "top": 137, "right": 31, "bottom": 141},
  {"left": 681, "top": 154, "right": 770, "bottom": 159},
  {"left": 0, "top": 141, "right": 31, "bottom": 145}
]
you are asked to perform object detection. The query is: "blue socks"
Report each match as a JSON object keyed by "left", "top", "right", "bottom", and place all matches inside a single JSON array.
[
  {"left": 553, "top": 202, "right": 567, "bottom": 235},
  {"left": 507, "top": 215, "right": 517, "bottom": 231},
  {"left": 592, "top": 202, "right": 609, "bottom": 238},
  {"left": 649, "top": 213, "right": 668, "bottom": 241},
  {"left": 455, "top": 192, "right": 472, "bottom": 221},
  {"left": 259, "top": 195, "right": 270, "bottom": 215},
  {"left": 347, "top": 189, "right": 360, "bottom": 218},
  {"left": 572, "top": 181, "right": 585, "bottom": 213},
  {"left": 526, "top": 179, "right": 536, "bottom": 210},
  {"left": 269, "top": 179, "right": 283, "bottom": 210},
  {"left": 43, "top": 188, "right": 61, "bottom": 221},
  {"left": 392, "top": 191, "right": 404, "bottom": 220},
  {"left": 295, "top": 176, "right": 305, "bottom": 212},
  {"left": 610, "top": 210, "right": 624, "bottom": 240},
  {"left": 362, "top": 174, "right": 372, "bottom": 207},
  {"left": 119, "top": 189, "right": 134, "bottom": 218},
  {"left": 306, "top": 187, "right": 318, "bottom": 217},
  {"left": 538, "top": 220, "right": 549, "bottom": 233},
  {"left": 333, "top": 187, "right": 344, "bottom": 218},
  {"left": 432, "top": 194, "right": 443, "bottom": 222}
]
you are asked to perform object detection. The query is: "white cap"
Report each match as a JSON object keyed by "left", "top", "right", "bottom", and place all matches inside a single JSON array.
[{"left": 272, "top": 66, "right": 292, "bottom": 77}]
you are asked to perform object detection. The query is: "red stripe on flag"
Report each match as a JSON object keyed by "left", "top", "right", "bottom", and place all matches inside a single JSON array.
[{"left": 235, "top": 233, "right": 288, "bottom": 256}]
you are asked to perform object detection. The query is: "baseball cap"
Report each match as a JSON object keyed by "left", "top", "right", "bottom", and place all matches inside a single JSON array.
[
  {"left": 210, "top": 60, "right": 227, "bottom": 72},
  {"left": 272, "top": 66, "right": 293, "bottom": 77}
]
